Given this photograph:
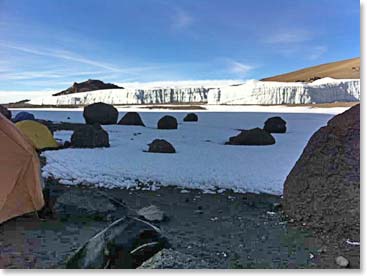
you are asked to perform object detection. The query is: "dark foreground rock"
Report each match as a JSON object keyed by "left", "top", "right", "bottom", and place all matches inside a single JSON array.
[
  {"left": 138, "top": 249, "right": 209, "bottom": 269},
  {"left": 65, "top": 216, "right": 168, "bottom": 269},
  {"left": 83, "top": 102, "right": 118, "bottom": 125},
  {"left": 264, "top": 116, "right": 287, "bottom": 133},
  {"left": 54, "top": 79, "right": 123, "bottom": 96},
  {"left": 0, "top": 105, "right": 11, "bottom": 120},
  {"left": 147, "top": 139, "right": 176, "bottom": 153},
  {"left": 157, "top": 115, "right": 178, "bottom": 129},
  {"left": 118, "top": 112, "right": 145, "bottom": 126},
  {"left": 283, "top": 104, "right": 360, "bottom": 240},
  {"left": 71, "top": 124, "right": 109, "bottom": 148},
  {"left": 183, "top": 113, "right": 198, "bottom": 122},
  {"left": 54, "top": 189, "right": 118, "bottom": 221},
  {"left": 226, "top": 128, "right": 276, "bottom": 145}
]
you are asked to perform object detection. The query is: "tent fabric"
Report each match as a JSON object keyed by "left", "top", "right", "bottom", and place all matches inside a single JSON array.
[
  {"left": 15, "top": 120, "right": 59, "bottom": 150},
  {"left": 14, "top": 111, "right": 35, "bottom": 123},
  {"left": 0, "top": 113, "right": 44, "bottom": 224}
]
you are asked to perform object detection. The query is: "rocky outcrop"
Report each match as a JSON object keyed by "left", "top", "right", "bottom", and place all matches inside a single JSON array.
[
  {"left": 53, "top": 79, "right": 122, "bottom": 96},
  {"left": 71, "top": 124, "right": 109, "bottom": 148},
  {"left": 147, "top": 139, "right": 176, "bottom": 153},
  {"left": 0, "top": 105, "right": 11, "bottom": 120},
  {"left": 65, "top": 216, "right": 169, "bottom": 268},
  {"left": 264, "top": 117, "right": 287, "bottom": 133},
  {"left": 283, "top": 104, "right": 360, "bottom": 239},
  {"left": 157, "top": 116, "right": 178, "bottom": 130},
  {"left": 183, "top": 113, "right": 198, "bottom": 122},
  {"left": 118, "top": 112, "right": 145, "bottom": 126},
  {"left": 226, "top": 128, "right": 276, "bottom": 146},
  {"left": 83, "top": 102, "right": 118, "bottom": 125}
]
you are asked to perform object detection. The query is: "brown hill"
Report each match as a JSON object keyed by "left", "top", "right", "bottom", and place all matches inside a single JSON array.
[
  {"left": 53, "top": 79, "right": 123, "bottom": 96},
  {"left": 261, "top": 58, "right": 360, "bottom": 82}
]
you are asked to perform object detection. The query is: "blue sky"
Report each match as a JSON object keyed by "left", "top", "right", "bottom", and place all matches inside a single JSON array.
[{"left": 0, "top": 0, "right": 360, "bottom": 91}]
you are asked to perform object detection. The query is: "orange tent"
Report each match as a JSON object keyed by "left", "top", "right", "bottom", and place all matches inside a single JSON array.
[{"left": 0, "top": 113, "right": 44, "bottom": 224}]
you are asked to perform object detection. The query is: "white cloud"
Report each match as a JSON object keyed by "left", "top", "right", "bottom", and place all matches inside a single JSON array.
[
  {"left": 228, "top": 61, "right": 253, "bottom": 76},
  {"left": 264, "top": 30, "right": 313, "bottom": 44},
  {"left": 308, "top": 46, "right": 328, "bottom": 60},
  {"left": 171, "top": 8, "right": 194, "bottom": 30}
]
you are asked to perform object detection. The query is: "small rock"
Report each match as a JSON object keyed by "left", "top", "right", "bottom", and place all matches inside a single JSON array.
[
  {"left": 263, "top": 116, "right": 287, "bottom": 133},
  {"left": 118, "top": 112, "right": 145, "bottom": 126},
  {"left": 183, "top": 113, "right": 198, "bottom": 122},
  {"left": 194, "top": 210, "right": 203, "bottom": 215},
  {"left": 71, "top": 124, "right": 109, "bottom": 148},
  {"left": 335, "top": 256, "right": 349, "bottom": 268},
  {"left": 138, "top": 205, "right": 166, "bottom": 222},
  {"left": 147, "top": 139, "right": 176, "bottom": 153},
  {"left": 157, "top": 115, "right": 178, "bottom": 129},
  {"left": 226, "top": 128, "right": 276, "bottom": 146}
]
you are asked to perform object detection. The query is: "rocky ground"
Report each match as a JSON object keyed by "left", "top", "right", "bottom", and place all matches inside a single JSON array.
[{"left": 0, "top": 180, "right": 359, "bottom": 269}]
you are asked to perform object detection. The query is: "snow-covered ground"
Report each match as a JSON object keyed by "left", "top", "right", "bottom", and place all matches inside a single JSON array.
[
  {"left": 39, "top": 106, "right": 350, "bottom": 195},
  {"left": 208, "top": 78, "right": 360, "bottom": 105}
]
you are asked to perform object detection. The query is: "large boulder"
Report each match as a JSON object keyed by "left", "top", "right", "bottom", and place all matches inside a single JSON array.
[
  {"left": 138, "top": 249, "right": 209, "bottom": 269},
  {"left": 183, "top": 113, "right": 198, "bottom": 122},
  {"left": 118, "top": 112, "right": 145, "bottom": 126},
  {"left": 157, "top": 115, "right": 178, "bottom": 129},
  {"left": 283, "top": 104, "right": 360, "bottom": 239},
  {"left": 147, "top": 139, "right": 176, "bottom": 153},
  {"left": 264, "top": 116, "right": 287, "bottom": 133},
  {"left": 13, "top": 111, "right": 35, "bottom": 123},
  {"left": 83, "top": 102, "right": 118, "bottom": 125},
  {"left": 226, "top": 128, "right": 276, "bottom": 145},
  {"left": 71, "top": 124, "right": 109, "bottom": 148},
  {"left": 0, "top": 105, "right": 11, "bottom": 120},
  {"left": 65, "top": 216, "right": 169, "bottom": 269}
]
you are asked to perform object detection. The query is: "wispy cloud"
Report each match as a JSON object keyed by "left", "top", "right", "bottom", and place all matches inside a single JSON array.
[
  {"left": 0, "top": 42, "right": 122, "bottom": 72},
  {"left": 308, "top": 46, "right": 328, "bottom": 60},
  {"left": 171, "top": 8, "right": 194, "bottom": 30},
  {"left": 264, "top": 29, "right": 314, "bottom": 44},
  {"left": 227, "top": 60, "right": 253, "bottom": 76}
]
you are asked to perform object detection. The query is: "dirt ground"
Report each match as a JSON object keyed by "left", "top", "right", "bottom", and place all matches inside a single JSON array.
[{"left": 0, "top": 182, "right": 360, "bottom": 269}]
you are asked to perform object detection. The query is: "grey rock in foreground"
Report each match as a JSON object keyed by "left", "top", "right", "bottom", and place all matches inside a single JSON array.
[
  {"left": 138, "top": 249, "right": 209, "bottom": 269},
  {"left": 71, "top": 124, "right": 109, "bottom": 148},
  {"left": 335, "top": 256, "right": 349, "bottom": 268},
  {"left": 66, "top": 216, "right": 169, "bottom": 269},
  {"left": 83, "top": 102, "right": 118, "bottom": 125},
  {"left": 54, "top": 189, "right": 117, "bottom": 220},
  {"left": 226, "top": 128, "right": 276, "bottom": 145},
  {"left": 138, "top": 205, "right": 166, "bottom": 222}
]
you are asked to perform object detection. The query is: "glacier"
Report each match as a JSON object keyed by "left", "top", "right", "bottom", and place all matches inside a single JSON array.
[
  {"left": 207, "top": 78, "right": 360, "bottom": 105},
  {"left": 29, "top": 78, "right": 360, "bottom": 106}
]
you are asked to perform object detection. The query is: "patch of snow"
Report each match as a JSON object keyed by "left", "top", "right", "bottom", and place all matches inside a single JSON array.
[{"left": 40, "top": 109, "right": 344, "bottom": 194}]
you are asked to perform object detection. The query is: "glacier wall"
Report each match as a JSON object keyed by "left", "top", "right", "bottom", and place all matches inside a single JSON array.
[
  {"left": 207, "top": 78, "right": 360, "bottom": 105},
  {"left": 29, "top": 78, "right": 360, "bottom": 106},
  {"left": 30, "top": 87, "right": 210, "bottom": 105}
]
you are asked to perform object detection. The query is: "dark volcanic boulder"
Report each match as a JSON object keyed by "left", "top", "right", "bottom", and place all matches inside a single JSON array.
[
  {"left": 83, "top": 102, "right": 118, "bottom": 125},
  {"left": 13, "top": 111, "right": 35, "bottom": 123},
  {"left": 53, "top": 79, "right": 123, "bottom": 96},
  {"left": 118, "top": 112, "right": 145, "bottom": 126},
  {"left": 226, "top": 128, "right": 275, "bottom": 145},
  {"left": 183, "top": 113, "right": 198, "bottom": 122},
  {"left": 147, "top": 139, "right": 176, "bottom": 153},
  {"left": 71, "top": 124, "right": 109, "bottom": 148},
  {"left": 0, "top": 105, "right": 11, "bottom": 120},
  {"left": 283, "top": 104, "right": 360, "bottom": 239},
  {"left": 157, "top": 115, "right": 178, "bottom": 129},
  {"left": 264, "top": 116, "right": 287, "bottom": 133},
  {"left": 66, "top": 216, "right": 169, "bottom": 269}
]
